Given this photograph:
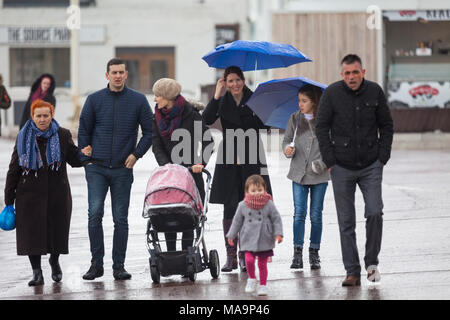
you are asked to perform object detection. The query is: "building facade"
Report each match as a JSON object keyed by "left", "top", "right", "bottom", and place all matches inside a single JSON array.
[
  {"left": 2, "top": 0, "right": 449, "bottom": 135},
  {"left": 0, "top": 0, "right": 250, "bottom": 136}
]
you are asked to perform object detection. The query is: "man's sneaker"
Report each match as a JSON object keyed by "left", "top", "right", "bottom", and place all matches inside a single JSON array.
[
  {"left": 113, "top": 264, "right": 132, "bottom": 280},
  {"left": 245, "top": 278, "right": 258, "bottom": 293},
  {"left": 367, "top": 265, "right": 381, "bottom": 284},
  {"left": 257, "top": 285, "right": 268, "bottom": 296},
  {"left": 82, "top": 263, "right": 104, "bottom": 280}
]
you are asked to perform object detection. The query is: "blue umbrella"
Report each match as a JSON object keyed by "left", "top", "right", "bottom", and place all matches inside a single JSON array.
[
  {"left": 202, "top": 40, "right": 312, "bottom": 71},
  {"left": 246, "top": 77, "right": 327, "bottom": 130}
]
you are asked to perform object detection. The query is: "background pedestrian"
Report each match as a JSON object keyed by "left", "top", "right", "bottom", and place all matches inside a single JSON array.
[
  {"left": 0, "top": 73, "right": 12, "bottom": 136},
  {"left": 19, "top": 74, "right": 56, "bottom": 129}
]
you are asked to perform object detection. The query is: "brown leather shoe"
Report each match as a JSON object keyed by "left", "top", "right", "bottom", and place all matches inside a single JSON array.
[{"left": 342, "top": 275, "right": 361, "bottom": 286}]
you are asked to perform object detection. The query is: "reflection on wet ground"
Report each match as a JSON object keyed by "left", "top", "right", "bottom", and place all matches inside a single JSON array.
[{"left": 1, "top": 142, "right": 450, "bottom": 300}]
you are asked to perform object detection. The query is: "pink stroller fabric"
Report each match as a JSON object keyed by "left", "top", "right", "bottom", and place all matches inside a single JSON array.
[{"left": 145, "top": 164, "right": 203, "bottom": 214}]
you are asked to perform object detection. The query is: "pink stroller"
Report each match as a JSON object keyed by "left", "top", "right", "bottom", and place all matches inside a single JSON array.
[{"left": 143, "top": 164, "right": 219, "bottom": 283}]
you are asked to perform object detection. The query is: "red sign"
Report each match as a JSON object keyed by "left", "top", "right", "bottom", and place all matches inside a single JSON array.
[
  {"left": 399, "top": 11, "right": 416, "bottom": 17},
  {"left": 409, "top": 85, "right": 439, "bottom": 99}
]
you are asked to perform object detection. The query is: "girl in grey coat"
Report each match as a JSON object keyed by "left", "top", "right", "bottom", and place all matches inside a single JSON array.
[
  {"left": 282, "top": 84, "right": 330, "bottom": 270},
  {"left": 226, "top": 175, "right": 283, "bottom": 296}
]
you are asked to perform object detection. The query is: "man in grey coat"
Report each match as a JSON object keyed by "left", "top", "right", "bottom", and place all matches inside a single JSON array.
[{"left": 316, "top": 54, "right": 393, "bottom": 286}]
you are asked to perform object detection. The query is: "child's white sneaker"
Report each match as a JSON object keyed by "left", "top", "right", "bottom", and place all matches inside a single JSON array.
[
  {"left": 257, "top": 285, "right": 268, "bottom": 296},
  {"left": 245, "top": 278, "right": 258, "bottom": 293}
]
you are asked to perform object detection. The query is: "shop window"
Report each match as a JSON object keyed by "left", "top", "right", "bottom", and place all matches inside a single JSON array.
[
  {"left": 9, "top": 48, "right": 70, "bottom": 87},
  {"left": 150, "top": 60, "right": 169, "bottom": 89},
  {"left": 124, "top": 60, "right": 140, "bottom": 91},
  {"left": 116, "top": 47, "right": 175, "bottom": 94},
  {"left": 214, "top": 24, "right": 240, "bottom": 80},
  {"left": 215, "top": 24, "right": 239, "bottom": 46}
]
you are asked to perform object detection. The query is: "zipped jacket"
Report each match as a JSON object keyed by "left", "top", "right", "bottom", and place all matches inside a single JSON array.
[
  {"left": 316, "top": 79, "right": 393, "bottom": 170},
  {"left": 78, "top": 85, "right": 153, "bottom": 168}
]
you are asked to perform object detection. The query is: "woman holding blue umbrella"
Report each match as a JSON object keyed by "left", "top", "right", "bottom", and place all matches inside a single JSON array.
[
  {"left": 282, "top": 84, "right": 330, "bottom": 270},
  {"left": 203, "top": 66, "right": 272, "bottom": 273}
]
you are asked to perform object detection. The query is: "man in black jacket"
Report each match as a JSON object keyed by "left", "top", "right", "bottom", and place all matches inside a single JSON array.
[{"left": 316, "top": 54, "right": 393, "bottom": 286}]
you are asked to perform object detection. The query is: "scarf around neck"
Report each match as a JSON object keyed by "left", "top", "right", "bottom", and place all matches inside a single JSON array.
[
  {"left": 17, "top": 119, "right": 61, "bottom": 174},
  {"left": 31, "top": 86, "right": 48, "bottom": 104},
  {"left": 244, "top": 192, "right": 273, "bottom": 210},
  {"left": 155, "top": 94, "right": 186, "bottom": 138}
]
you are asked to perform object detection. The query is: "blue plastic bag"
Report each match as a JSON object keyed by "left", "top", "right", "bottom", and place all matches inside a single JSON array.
[{"left": 0, "top": 205, "right": 16, "bottom": 231}]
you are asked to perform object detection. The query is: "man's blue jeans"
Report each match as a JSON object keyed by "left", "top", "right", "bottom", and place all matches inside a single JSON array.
[
  {"left": 292, "top": 181, "right": 328, "bottom": 250},
  {"left": 85, "top": 164, "right": 134, "bottom": 268}
]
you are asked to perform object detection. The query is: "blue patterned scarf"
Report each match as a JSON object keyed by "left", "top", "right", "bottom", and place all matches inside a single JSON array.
[{"left": 17, "top": 119, "right": 61, "bottom": 174}]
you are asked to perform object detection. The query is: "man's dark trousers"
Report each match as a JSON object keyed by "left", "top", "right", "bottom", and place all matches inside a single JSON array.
[
  {"left": 85, "top": 164, "right": 134, "bottom": 268},
  {"left": 330, "top": 159, "right": 384, "bottom": 277}
]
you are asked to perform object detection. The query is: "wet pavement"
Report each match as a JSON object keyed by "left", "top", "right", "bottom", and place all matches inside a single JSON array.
[{"left": 1, "top": 136, "right": 450, "bottom": 301}]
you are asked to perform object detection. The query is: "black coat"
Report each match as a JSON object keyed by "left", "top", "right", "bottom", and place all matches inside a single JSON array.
[
  {"left": 152, "top": 101, "right": 213, "bottom": 201},
  {"left": 315, "top": 79, "right": 394, "bottom": 170},
  {"left": 0, "top": 84, "right": 12, "bottom": 135},
  {"left": 4, "top": 127, "right": 83, "bottom": 255},
  {"left": 202, "top": 86, "right": 272, "bottom": 204},
  {"left": 20, "top": 74, "right": 56, "bottom": 129},
  {"left": 0, "top": 85, "right": 11, "bottom": 110}
]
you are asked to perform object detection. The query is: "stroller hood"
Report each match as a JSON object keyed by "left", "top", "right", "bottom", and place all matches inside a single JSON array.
[{"left": 145, "top": 164, "right": 203, "bottom": 213}]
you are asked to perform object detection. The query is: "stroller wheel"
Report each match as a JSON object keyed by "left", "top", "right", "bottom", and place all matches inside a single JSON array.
[
  {"left": 209, "top": 249, "right": 220, "bottom": 279},
  {"left": 149, "top": 258, "right": 160, "bottom": 284}
]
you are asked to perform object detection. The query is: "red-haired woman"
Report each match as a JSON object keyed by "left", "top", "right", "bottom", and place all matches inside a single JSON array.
[{"left": 4, "top": 99, "right": 89, "bottom": 286}]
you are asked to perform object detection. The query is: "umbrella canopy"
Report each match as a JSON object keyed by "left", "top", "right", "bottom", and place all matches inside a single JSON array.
[
  {"left": 202, "top": 40, "right": 312, "bottom": 71},
  {"left": 246, "top": 77, "right": 327, "bottom": 130}
]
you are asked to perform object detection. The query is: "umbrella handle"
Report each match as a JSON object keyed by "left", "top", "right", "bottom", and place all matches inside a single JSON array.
[
  {"left": 252, "top": 58, "right": 258, "bottom": 91},
  {"left": 291, "top": 119, "right": 298, "bottom": 144}
]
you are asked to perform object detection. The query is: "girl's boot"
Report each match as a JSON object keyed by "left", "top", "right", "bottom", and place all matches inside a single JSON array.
[
  {"left": 309, "top": 248, "right": 321, "bottom": 270},
  {"left": 290, "top": 247, "right": 303, "bottom": 269}
]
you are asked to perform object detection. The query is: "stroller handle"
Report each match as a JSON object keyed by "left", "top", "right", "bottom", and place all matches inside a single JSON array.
[{"left": 188, "top": 166, "right": 212, "bottom": 181}]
